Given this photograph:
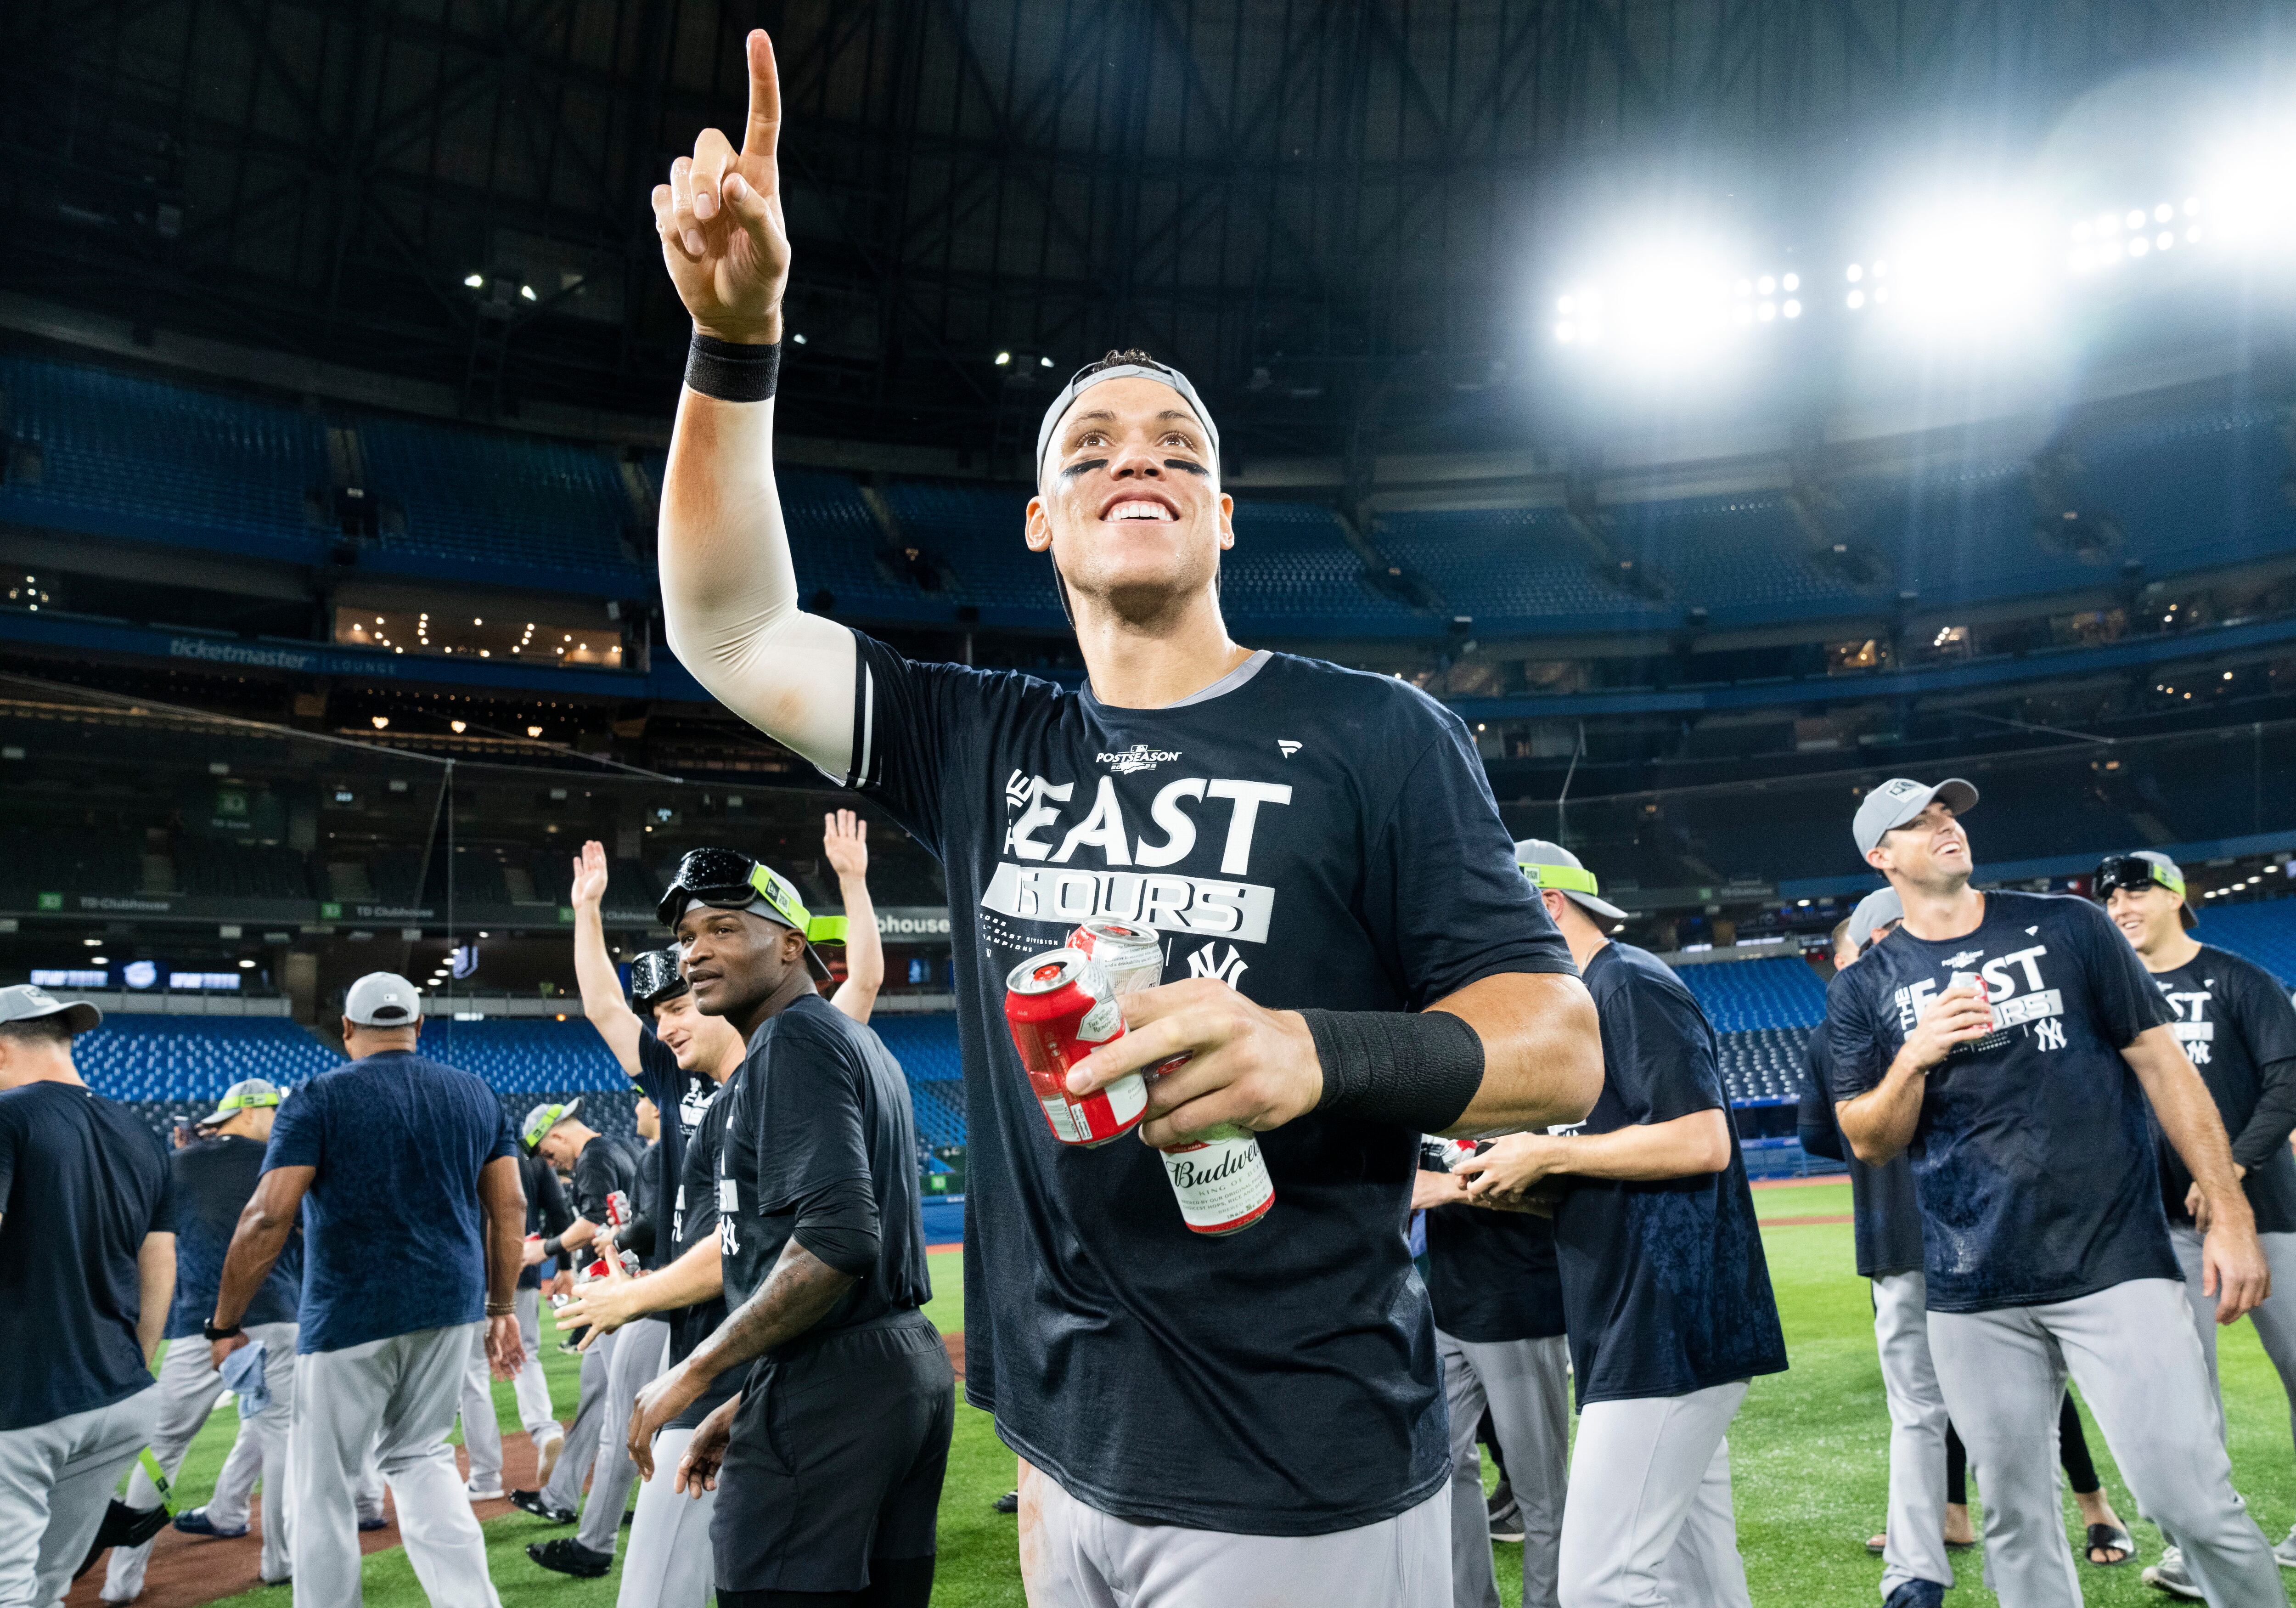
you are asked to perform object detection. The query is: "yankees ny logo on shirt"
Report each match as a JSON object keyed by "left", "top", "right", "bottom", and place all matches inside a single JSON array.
[
  {"left": 1892, "top": 943, "right": 2067, "bottom": 1052},
  {"left": 2158, "top": 978, "right": 2217, "bottom": 1066}
]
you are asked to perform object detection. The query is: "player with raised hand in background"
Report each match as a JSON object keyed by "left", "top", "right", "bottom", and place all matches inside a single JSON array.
[{"left": 646, "top": 30, "right": 1603, "bottom": 1602}]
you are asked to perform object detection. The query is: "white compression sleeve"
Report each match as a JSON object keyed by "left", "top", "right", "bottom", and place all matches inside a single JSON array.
[{"left": 658, "top": 387, "right": 858, "bottom": 780}]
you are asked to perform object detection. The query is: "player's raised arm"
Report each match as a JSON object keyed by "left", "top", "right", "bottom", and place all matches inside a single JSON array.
[
  {"left": 823, "top": 810, "right": 883, "bottom": 1022},
  {"left": 654, "top": 28, "right": 856, "bottom": 778},
  {"left": 569, "top": 840, "right": 646, "bottom": 1075}
]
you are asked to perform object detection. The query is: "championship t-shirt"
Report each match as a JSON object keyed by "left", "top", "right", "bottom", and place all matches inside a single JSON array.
[
  {"left": 633, "top": 1028, "right": 720, "bottom": 1272},
  {"left": 1828, "top": 890, "right": 2178, "bottom": 1312},
  {"left": 1553, "top": 942, "right": 1786, "bottom": 1405},
  {"left": 2147, "top": 945, "right": 2296, "bottom": 1234},
  {"left": 839, "top": 632, "right": 1575, "bottom": 1532},
  {"left": 166, "top": 1133, "right": 301, "bottom": 1339},
  {"left": 569, "top": 1132, "right": 638, "bottom": 1232},
  {"left": 667, "top": 1080, "right": 742, "bottom": 1430},
  {"left": 0, "top": 1083, "right": 175, "bottom": 1431},
  {"left": 715, "top": 993, "right": 931, "bottom": 1336},
  {"left": 1422, "top": 1200, "right": 1565, "bottom": 1344},
  {"left": 264, "top": 1051, "right": 517, "bottom": 1353},
  {"left": 1802, "top": 1031, "right": 1924, "bottom": 1280}
]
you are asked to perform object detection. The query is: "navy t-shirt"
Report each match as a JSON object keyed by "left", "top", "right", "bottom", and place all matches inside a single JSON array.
[
  {"left": 167, "top": 1134, "right": 301, "bottom": 1339},
  {"left": 1552, "top": 942, "right": 1786, "bottom": 1405},
  {"left": 569, "top": 1133, "right": 637, "bottom": 1229},
  {"left": 666, "top": 1075, "right": 747, "bottom": 1431},
  {"left": 0, "top": 1083, "right": 175, "bottom": 1430},
  {"left": 1802, "top": 1031, "right": 1924, "bottom": 1280},
  {"left": 839, "top": 632, "right": 1576, "bottom": 1532},
  {"left": 1829, "top": 890, "right": 2178, "bottom": 1313},
  {"left": 264, "top": 1051, "right": 518, "bottom": 1353},
  {"left": 715, "top": 994, "right": 931, "bottom": 1336},
  {"left": 2148, "top": 945, "right": 2296, "bottom": 1234},
  {"left": 1423, "top": 1201, "right": 1566, "bottom": 1344},
  {"left": 633, "top": 1028, "right": 720, "bottom": 1272}
]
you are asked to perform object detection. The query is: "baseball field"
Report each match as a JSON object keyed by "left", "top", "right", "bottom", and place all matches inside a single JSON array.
[{"left": 129, "top": 1180, "right": 2296, "bottom": 1606}]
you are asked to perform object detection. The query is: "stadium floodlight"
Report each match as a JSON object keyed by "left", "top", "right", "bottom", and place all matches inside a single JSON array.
[
  {"left": 1854, "top": 199, "right": 2049, "bottom": 339},
  {"left": 463, "top": 273, "right": 483, "bottom": 288},
  {"left": 371, "top": 716, "right": 389, "bottom": 729},
  {"left": 1548, "top": 237, "right": 1793, "bottom": 369},
  {"left": 519, "top": 284, "right": 537, "bottom": 301},
  {"left": 1041, "top": 355, "right": 1054, "bottom": 367},
  {"left": 2200, "top": 124, "right": 2296, "bottom": 252},
  {"left": 995, "top": 350, "right": 1011, "bottom": 365}
]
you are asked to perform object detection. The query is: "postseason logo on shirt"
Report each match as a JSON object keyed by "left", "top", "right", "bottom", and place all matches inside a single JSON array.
[
  {"left": 1892, "top": 942, "right": 2070, "bottom": 1055},
  {"left": 982, "top": 766, "right": 1295, "bottom": 954}
]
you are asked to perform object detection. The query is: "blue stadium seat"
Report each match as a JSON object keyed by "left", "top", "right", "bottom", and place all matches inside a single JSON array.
[
  {"left": 1375, "top": 507, "right": 1668, "bottom": 629},
  {"left": 76, "top": 1016, "right": 339, "bottom": 1105},
  {"left": 358, "top": 417, "right": 638, "bottom": 584},
  {"left": 417, "top": 1018, "right": 628, "bottom": 1095},
  {"left": 0, "top": 355, "right": 331, "bottom": 562},
  {"left": 2192, "top": 899, "right": 2296, "bottom": 988},
  {"left": 1610, "top": 494, "right": 1866, "bottom": 622},
  {"left": 1670, "top": 956, "right": 1829, "bottom": 1033},
  {"left": 869, "top": 1015, "right": 967, "bottom": 1149}
]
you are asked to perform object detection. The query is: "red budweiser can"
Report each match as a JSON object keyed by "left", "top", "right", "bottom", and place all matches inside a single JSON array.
[
  {"left": 1069, "top": 921, "right": 1274, "bottom": 1235},
  {"left": 1004, "top": 950, "right": 1148, "bottom": 1147},
  {"left": 1949, "top": 971, "right": 1995, "bottom": 1031},
  {"left": 1069, "top": 920, "right": 1165, "bottom": 996}
]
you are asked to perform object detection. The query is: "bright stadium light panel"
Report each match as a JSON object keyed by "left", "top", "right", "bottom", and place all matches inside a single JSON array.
[
  {"left": 1549, "top": 238, "right": 1805, "bottom": 370},
  {"left": 1852, "top": 200, "right": 2050, "bottom": 339}
]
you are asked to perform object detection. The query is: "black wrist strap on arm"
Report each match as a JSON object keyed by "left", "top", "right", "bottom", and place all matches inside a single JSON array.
[
  {"left": 684, "top": 334, "right": 782, "bottom": 403},
  {"left": 1300, "top": 1007, "right": 1486, "bottom": 1134},
  {"left": 541, "top": 1235, "right": 564, "bottom": 1262}
]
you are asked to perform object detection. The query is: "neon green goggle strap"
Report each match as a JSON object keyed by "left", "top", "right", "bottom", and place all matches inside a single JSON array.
[
  {"left": 2148, "top": 860, "right": 2186, "bottom": 898},
  {"left": 1520, "top": 861, "right": 1603, "bottom": 899},
  {"left": 522, "top": 1103, "right": 568, "bottom": 1151},
  {"left": 747, "top": 865, "right": 849, "bottom": 945}
]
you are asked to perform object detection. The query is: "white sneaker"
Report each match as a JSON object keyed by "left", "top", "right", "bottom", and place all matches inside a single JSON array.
[
  {"left": 2143, "top": 1546, "right": 2203, "bottom": 1600},
  {"left": 2274, "top": 1525, "right": 2296, "bottom": 1569},
  {"left": 466, "top": 1481, "right": 505, "bottom": 1501}
]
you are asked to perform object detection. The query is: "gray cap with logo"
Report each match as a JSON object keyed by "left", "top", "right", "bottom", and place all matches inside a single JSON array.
[
  {"left": 1852, "top": 777, "right": 1980, "bottom": 858},
  {"left": 197, "top": 1077, "right": 283, "bottom": 1128},
  {"left": 0, "top": 983, "right": 101, "bottom": 1036},
  {"left": 344, "top": 972, "right": 422, "bottom": 1027},
  {"left": 1514, "top": 838, "right": 1629, "bottom": 924}
]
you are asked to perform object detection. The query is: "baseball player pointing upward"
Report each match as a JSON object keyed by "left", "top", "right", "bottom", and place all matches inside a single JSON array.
[
  {"left": 647, "top": 29, "right": 1603, "bottom": 1603},
  {"left": 1830, "top": 780, "right": 2282, "bottom": 1608}
]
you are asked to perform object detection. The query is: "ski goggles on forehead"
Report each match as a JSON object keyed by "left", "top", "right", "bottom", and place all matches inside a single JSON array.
[
  {"left": 657, "top": 847, "right": 849, "bottom": 947},
  {"left": 627, "top": 948, "right": 689, "bottom": 1009},
  {"left": 1518, "top": 861, "right": 1606, "bottom": 899},
  {"left": 2094, "top": 854, "right": 2184, "bottom": 901}
]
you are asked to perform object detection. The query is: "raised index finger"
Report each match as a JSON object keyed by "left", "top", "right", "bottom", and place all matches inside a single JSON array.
[{"left": 741, "top": 29, "right": 781, "bottom": 164}]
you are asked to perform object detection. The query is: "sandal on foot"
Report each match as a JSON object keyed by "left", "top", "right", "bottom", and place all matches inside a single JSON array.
[{"left": 2085, "top": 1523, "right": 2134, "bottom": 1566}]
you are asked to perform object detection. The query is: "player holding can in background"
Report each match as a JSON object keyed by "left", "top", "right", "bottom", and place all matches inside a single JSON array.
[
  {"left": 2098, "top": 848, "right": 2296, "bottom": 1587},
  {"left": 1830, "top": 780, "right": 2282, "bottom": 1608},
  {"left": 1461, "top": 841, "right": 1785, "bottom": 1608},
  {"left": 646, "top": 30, "right": 1602, "bottom": 1598}
]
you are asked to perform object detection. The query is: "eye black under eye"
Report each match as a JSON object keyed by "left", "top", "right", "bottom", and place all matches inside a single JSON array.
[
  {"left": 1061, "top": 457, "right": 1110, "bottom": 478},
  {"left": 1162, "top": 458, "right": 1209, "bottom": 476}
]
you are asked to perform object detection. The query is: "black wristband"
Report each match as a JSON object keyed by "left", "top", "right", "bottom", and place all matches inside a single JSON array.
[
  {"left": 1300, "top": 1008, "right": 1486, "bottom": 1134},
  {"left": 541, "top": 1236, "right": 564, "bottom": 1262},
  {"left": 203, "top": 1320, "right": 242, "bottom": 1343},
  {"left": 684, "top": 333, "right": 782, "bottom": 403}
]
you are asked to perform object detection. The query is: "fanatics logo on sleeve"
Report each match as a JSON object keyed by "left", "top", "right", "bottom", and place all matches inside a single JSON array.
[
  {"left": 1097, "top": 745, "right": 1183, "bottom": 774},
  {"left": 1277, "top": 740, "right": 1302, "bottom": 757}
]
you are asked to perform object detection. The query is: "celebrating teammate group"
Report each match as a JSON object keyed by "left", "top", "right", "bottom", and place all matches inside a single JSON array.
[{"left": 5, "top": 23, "right": 2296, "bottom": 1608}]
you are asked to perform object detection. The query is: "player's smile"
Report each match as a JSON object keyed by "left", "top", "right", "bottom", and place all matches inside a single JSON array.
[{"left": 1100, "top": 491, "right": 1180, "bottom": 523}]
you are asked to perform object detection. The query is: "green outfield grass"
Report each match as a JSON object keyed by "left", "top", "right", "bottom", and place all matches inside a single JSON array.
[{"left": 164, "top": 1223, "right": 2293, "bottom": 1605}]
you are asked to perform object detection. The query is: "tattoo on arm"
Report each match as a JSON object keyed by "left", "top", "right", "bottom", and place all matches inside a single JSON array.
[{"left": 684, "top": 1238, "right": 856, "bottom": 1382}]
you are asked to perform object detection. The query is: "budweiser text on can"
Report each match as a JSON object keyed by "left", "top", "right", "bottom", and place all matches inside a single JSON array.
[
  {"left": 1004, "top": 949, "right": 1148, "bottom": 1147},
  {"left": 1068, "top": 920, "right": 1165, "bottom": 996},
  {"left": 1068, "top": 922, "right": 1274, "bottom": 1235}
]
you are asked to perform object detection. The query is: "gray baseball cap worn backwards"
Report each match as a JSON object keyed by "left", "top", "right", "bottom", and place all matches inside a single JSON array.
[
  {"left": 1035, "top": 355, "right": 1220, "bottom": 485},
  {"left": 1852, "top": 777, "right": 1980, "bottom": 858},
  {"left": 344, "top": 971, "right": 422, "bottom": 1026},
  {"left": 0, "top": 983, "right": 101, "bottom": 1035},
  {"left": 1514, "top": 838, "right": 1629, "bottom": 924}
]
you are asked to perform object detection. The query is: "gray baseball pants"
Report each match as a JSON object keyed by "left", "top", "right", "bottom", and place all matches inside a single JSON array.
[
  {"left": 103, "top": 1324, "right": 298, "bottom": 1599},
  {"left": 1872, "top": 1272, "right": 1954, "bottom": 1599},
  {"left": 2170, "top": 1224, "right": 2296, "bottom": 1454},
  {"left": 0, "top": 1389, "right": 156, "bottom": 1608},
  {"left": 1438, "top": 1329, "right": 1569, "bottom": 1608},
  {"left": 574, "top": 1317, "right": 670, "bottom": 1557},
  {"left": 1927, "top": 1276, "right": 2286, "bottom": 1608},
  {"left": 291, "top": 1323, "right": 502, "bottom": 1608},
  {"left": 1017, "top": 1462, "right": 1450, "bottom": 1607},
  {"left": 206, "top": 1412, "right": 263, "bottom": 1530},
  {"left": 617, "top": 1425, "right": 716, "bottom": 1608},
  {"left": 456, "top": 1287, "right": 555, "bottom": 1490},
  {"left": 542, "top": 1327, "right": 616, "bottom": 1512},
  {"left": 1558, "top": 1379, "right": 1752, "bottom": 1608}
]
